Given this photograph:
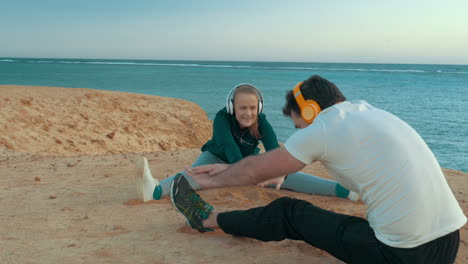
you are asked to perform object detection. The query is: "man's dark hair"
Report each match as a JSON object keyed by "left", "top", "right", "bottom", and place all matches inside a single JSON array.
[{"left": 282, "top": 75, "right": 346, "bottom": 117}]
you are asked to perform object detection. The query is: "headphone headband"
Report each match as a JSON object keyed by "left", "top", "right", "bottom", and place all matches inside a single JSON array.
[
  {"left": 293, "top": 82, "right": 321, "bottom": 124},
  {"left": 226, "top": 83, "right": 263, "bottom": 115}
]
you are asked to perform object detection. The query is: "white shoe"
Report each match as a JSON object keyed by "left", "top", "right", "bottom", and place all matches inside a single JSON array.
[
  {"left": 347, "top": 191, "right": 360, "bottom": 202},
  {"left": 136, "top": 157, "right": 159, "bottom": 202}
]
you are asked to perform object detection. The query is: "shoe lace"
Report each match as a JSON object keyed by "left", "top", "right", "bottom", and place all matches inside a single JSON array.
[{"left": 188, "top": 192, "right": 208, "bottom": 211}]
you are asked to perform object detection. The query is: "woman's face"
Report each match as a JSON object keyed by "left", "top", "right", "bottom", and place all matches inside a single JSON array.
[{"left": 233, "top": 92, "right": 259, "bottom": 129}]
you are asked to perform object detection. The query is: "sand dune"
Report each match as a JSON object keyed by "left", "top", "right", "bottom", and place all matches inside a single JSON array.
[
  {"left": 0, "top": 86, "right": 466, "bottom": 263},
  {"left": 0, "top": 85, "right": 212, "bottom": 156}
]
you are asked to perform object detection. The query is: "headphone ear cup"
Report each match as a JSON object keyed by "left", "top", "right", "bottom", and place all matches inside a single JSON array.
[
  {"left": 226, "top": 87, "right": 236, "bottom": 115},
  {"left": 258, "top": 100, "right": 263, "bottom": 114},
  {"left": 301, "top": 100, "right": 321, "bottom": 123},
  {"left": 228, "top": 99, "right": 234, "bottom": 114},
  {"left": 301, "top": 106, "right": 316, "bottom": 123}
]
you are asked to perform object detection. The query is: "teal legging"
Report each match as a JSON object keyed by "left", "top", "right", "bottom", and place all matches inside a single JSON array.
[
  {"left": 282, "top": 172, "right": 350, "bottom": 198},
  {"left": 157, "top": 151, "right": 349, "bottom": 198},
  {"left": 159, "top": 151, "right": 225, "bottom": 197}
]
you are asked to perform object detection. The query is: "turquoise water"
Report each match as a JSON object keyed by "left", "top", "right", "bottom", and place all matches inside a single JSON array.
[{"left": 1, "top": 58, "right": 467, "bottom": 172}]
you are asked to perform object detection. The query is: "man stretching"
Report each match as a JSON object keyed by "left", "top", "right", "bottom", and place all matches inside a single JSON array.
[{"left": 171, "top": 75, "right": 466, "bottom": 264}]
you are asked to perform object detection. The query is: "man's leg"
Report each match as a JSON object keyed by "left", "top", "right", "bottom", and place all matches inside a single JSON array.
[
  {"left": 376, "top": 230, "right": 460, "bottom": 264},
  {"left": 172, "top": 180, "right": 460, "bottom": 263},
  {"left": 217, "top": 197, "right": 385, "bottom": 264}
]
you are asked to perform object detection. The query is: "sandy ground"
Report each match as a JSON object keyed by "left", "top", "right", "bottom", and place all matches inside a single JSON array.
[{"left": 0, "top": 86, "right": 466, "bottom": 263}]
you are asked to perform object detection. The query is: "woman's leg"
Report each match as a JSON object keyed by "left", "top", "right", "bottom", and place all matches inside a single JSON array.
[
  {"left": 157, "top": 151, "right": 226, "bottom": 198},
  {"left": 280, "top": 171, "right": 351, "bottom": 199}
]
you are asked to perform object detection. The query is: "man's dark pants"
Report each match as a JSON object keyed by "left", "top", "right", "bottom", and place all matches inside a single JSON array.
[{"left": 218, "top": 197, "right": 460, "bottom": 264}]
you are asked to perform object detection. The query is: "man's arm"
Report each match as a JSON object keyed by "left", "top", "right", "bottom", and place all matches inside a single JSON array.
[{"left": 187, "top": 147, "right": 307, "bottom": 189}]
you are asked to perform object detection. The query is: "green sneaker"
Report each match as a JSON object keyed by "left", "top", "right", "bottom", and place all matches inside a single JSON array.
[{"left": 170, "top": 173, "right": 214, "bottom": 233}]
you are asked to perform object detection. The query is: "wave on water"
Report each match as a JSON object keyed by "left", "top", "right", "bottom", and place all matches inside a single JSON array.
[
  {"left": 2, "top": 58, "right": 468, "bottom": 74},
  {"left": 23, "top": 59, "right": 254, "bottom": 68}
]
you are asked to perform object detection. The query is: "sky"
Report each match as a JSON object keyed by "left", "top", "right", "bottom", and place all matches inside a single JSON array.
[{"left": 1, "top": 0, "right": 467, "bottom": 64}]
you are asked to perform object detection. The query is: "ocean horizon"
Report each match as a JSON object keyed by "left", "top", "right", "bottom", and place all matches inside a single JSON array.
[{"left": 1, "top": 57, "right": 467, "bottom": 172}]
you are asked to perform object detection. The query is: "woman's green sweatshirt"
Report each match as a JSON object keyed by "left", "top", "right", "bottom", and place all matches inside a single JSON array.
[{"left": 201, "top": 107, "right": 280, "bottom": 163}]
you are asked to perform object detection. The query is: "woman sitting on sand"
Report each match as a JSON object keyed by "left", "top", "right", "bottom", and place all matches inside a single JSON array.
[{"left": 136, "top": 84, "right": 358, "bottom": 201}]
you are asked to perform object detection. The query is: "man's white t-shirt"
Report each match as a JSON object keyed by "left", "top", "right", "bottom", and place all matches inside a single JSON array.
[{"left": 284, "top": 101, "right": 466, "bottom": 248}]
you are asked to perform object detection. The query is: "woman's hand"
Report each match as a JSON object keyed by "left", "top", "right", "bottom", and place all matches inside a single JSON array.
[{"left": 257, "top": 176, "right": 286, "bottom": 190}]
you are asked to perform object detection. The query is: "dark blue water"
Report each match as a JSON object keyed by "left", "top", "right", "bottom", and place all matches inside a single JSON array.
[{"left": 1, "top": 58, "right": 467, "bottom": 172}]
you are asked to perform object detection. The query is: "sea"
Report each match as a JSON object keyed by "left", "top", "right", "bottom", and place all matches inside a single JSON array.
[{"left": 0, "top": 58, "right": 467, "bottom": 172}]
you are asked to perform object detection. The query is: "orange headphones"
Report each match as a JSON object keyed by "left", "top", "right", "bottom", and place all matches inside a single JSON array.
[{"left": 293, "top": 82, "right": 321, "bottom": 124}]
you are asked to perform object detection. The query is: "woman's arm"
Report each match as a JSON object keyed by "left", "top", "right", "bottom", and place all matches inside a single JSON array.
[
  {"left": 258, "top": 113, "right": 280, "bottom": 151},
  {"left": 211, "top": 111, "right": 243, "bottom": 163}
]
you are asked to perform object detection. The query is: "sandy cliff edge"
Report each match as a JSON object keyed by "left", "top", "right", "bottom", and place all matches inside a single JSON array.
[{"left": 0, "top": 85, "right": 212, "bottom": 157}]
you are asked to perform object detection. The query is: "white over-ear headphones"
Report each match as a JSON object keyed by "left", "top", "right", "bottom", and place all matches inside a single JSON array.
[{"left": 226, "top": 83, "right": 264, "bottom": 115}]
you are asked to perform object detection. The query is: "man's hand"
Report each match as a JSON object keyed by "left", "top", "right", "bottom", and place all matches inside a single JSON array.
[
  {"left": 185, "top": 148, "right": 306, "bottom": 190},
  {"left": 185, "top": 163, "right": 231, "bottom": 188},
  {"left": 186, "top": 164, "right": 230, "bottom": 176},
  {"left": 257, "top": 176, "right": 286, "bottom": 190}
]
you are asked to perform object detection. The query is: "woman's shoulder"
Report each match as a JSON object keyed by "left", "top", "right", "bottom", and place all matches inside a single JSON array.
[
  {"left": 215, "top": 107, "right": 230, "bottom": 118},
  {"left": 214, "top": 107, "right": 235, "bottom": 125},
  {"left": 258, "top": 112, "right": 270, "bottom": 123},
  {"left": 216, "top": 107, "right": 229, "bottom": 114}
]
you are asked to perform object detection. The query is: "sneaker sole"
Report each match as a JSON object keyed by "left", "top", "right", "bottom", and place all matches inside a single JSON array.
[
  {"left": 170, "top": 174, "right": 214, "bottom": 232},
  {"left": 136, "top": 157, "right": 158, "bottom": 202},
  {"left": 170, "top": 174, "right": 193, "bottom": 228},
  {"left": 135, "top": 157, "right": 145, "bottom": 201}
]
